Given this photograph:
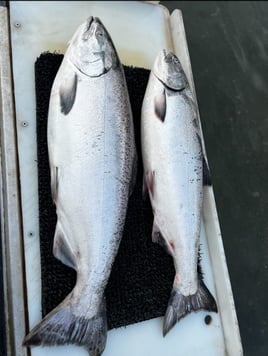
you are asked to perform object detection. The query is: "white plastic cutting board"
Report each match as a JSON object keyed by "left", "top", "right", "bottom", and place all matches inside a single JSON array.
[{"left": 9, "top": 1, "right": 242, "bottom": 356}]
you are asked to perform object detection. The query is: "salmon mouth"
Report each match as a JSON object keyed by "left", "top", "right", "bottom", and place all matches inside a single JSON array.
[
  {"left": 83, "top": 51, "right": 104, "bottom": 64},
  {"left": 89, "top": 58, "right": 102, "bottom": 64},
  {"left": 162, "top": 49, "right": 173, "bottom": 61},
  {"left": 93, "top": 51, "right": 104, "bottom": 57},
  {"left": 81, "top": 58, "right": 102, "bottom": 66}
]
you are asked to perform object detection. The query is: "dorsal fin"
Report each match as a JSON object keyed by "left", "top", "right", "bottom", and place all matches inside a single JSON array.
[
  {"left": 195, "top": 133, "right": 212, "bottom": 186},
  {"left": 203, "top": 157, "right": 212, "bottom": 186}
]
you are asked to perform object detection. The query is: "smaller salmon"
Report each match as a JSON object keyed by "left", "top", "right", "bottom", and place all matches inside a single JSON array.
[{"left": 141, "top": 50, "right": 218, "bottom": 336}]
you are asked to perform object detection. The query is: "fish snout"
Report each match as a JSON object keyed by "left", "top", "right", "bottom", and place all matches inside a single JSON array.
[{"left": 86, "top": 16, "right": 93, "bottom": 31}]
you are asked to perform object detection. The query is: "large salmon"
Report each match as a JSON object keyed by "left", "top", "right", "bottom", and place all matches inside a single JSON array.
[
  {"left": 141, "top": 50, "right": 217, "bottom": 337},
  {"left": 23, "top": 17, "right": 136, "bottom": 355}
]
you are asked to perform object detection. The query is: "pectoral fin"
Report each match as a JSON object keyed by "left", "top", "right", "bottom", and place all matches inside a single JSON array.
[
  {"left": 60, "top": 72, "right": 78, "bottom": 115},
  {"left": 53, "top": 223, "right": 77, "bottom": 270},
  {"left": 154, "top": 89, "right": 166, "bottom": 122}
]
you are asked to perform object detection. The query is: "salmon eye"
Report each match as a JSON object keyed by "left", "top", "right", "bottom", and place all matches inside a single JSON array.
[
  {"left": 96, "top": 31, "right": 104, "bottom": 38},
  {"left": 172, "top": 56, "right": 179, "bottom": 64}
]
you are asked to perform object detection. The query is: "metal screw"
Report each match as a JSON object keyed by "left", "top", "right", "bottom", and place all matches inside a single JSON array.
[
  {"left": 21, "top": 121, "right": 29, "bottom": 127},
  {"left": 28, "top": 231, "right": 34, "bottom": 238},
  {"left": 14, "top": 22, "right": 21, "bottom": 28}
]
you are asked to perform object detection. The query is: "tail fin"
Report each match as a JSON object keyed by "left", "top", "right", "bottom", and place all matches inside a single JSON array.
[
  {"left": 163, "top": 280, "right": 217, "bottom": 337},
  {"left": 23, "top": 293, "right": 107, "bottom": 356}
]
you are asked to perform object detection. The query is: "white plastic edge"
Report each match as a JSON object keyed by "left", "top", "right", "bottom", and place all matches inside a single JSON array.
[{"left": 0, "top": 6, "right": 28, "bottom": 356}]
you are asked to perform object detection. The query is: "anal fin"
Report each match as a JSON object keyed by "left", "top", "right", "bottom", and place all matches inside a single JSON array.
[
  {"left": 142, "top": 170, "right": 154, "bottom": 200},
  {"left": 152, "top": 219, "right": 171, "bottom": 255},
  {"left": 50, "top": 166, "right": 59, "bottom": 203},
  {"left": 53, "top": 223, "right": 77, "bottom": 270}
]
